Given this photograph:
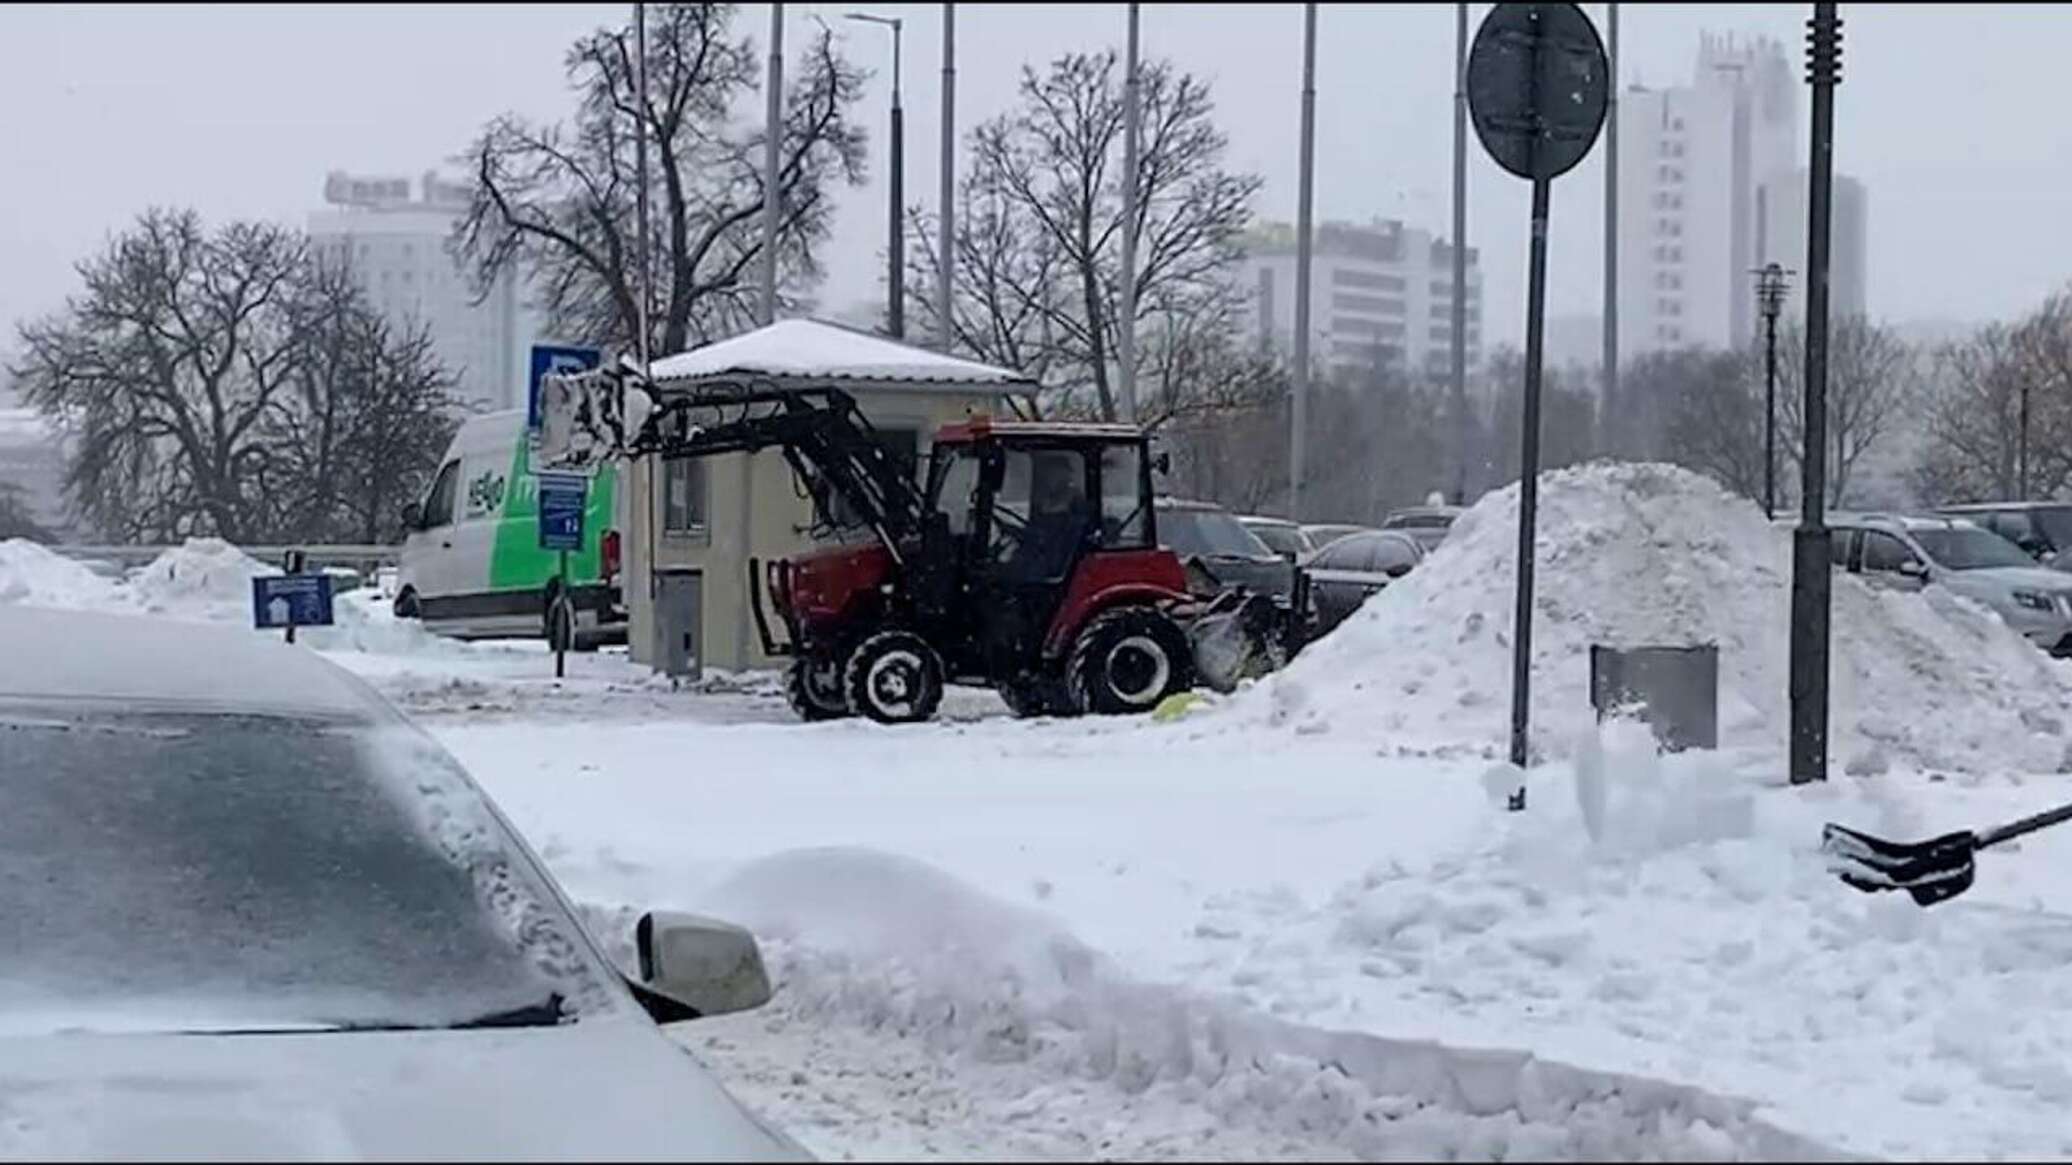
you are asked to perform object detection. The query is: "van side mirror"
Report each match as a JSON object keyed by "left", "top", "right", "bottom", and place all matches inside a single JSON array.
[
  {"left": 633, "top": 911, "right": 773, "bottom": 1022},
  {"left": 400, "top": 502, "right": 424, "bottom": 532}
]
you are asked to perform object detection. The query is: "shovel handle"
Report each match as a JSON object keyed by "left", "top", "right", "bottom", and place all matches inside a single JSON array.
[{"left": 1976, "top": 800, "right": 2072, "bottom": 850}]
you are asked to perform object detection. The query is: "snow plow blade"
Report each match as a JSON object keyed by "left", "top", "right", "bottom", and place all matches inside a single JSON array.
[
  {"left": 1184, "top": 589, "right": 1285, "bottom": 694},
  {"left": 1820, "top": 823, "right": 1976, "bottom": 906}
]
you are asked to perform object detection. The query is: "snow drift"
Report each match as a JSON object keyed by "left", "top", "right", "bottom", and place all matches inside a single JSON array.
[
  {"left": 580, "top": 847, "right": 1843, "bottom": 1162},
  {"left": 1247, "top": 461, "right": 2072, "bottom": 774},
  {"left": 0, "top": 540, "right": 125, "bottom": 610}
]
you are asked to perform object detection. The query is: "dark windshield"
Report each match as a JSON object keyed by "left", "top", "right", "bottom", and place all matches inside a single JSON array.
[
  {"left": 1163, "top": 508, "right": 1273, "bottom": 559},
  {"left": 1912, "top": 528, "right": 2037, "bottom": 570},
  {"left": 2029, "top": 507, "right": 2072, "bottom": 549},
  {"left": 0, "top": 707, "right": 616, "bottom": 1035},
  {"left": 1245, "top": 523, "right": 1307, "bottom": 558}
]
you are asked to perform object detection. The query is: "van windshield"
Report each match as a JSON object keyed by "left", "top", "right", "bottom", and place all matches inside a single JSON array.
[{"left": 1914, "top": 528, "right": 2037, "bottom": 571}]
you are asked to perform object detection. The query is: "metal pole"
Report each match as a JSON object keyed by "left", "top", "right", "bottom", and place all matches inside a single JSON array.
[
  {"left": 1764, "top": 303, "right": 1778, "bottom": 518},
  {"left": 761, "top": 4, "right": 784, "bottom": 326},
  {"left": 1602, "top": 1, "right": 1619, "bottom": 454},
  {"left": 937, "top": 3, "right": 955, "bottom": 352},
  {"left": 635, "top": 2, "right": 652, "bottom": 367},
  {"left": 2020, "top": 381, "right": 2031, "bottom": 497},
  {"left": 1508, "top": 176, "right": 1552, "bottom": 809},
  {"left": 889, "top": 23, "right": 904, "bottom": 339},
  {"left": 1789, "top": 1, "right": 1841, "bottom": 786},
  {"left": 1118, "top": 2, "right": 1142, "bottom": 424},
  {"left": 1289, "top": 1, "right": 1316, "bottom": 520},
  {"left": 1450, "top": 1, "right": 1469, "bottom": 504}
]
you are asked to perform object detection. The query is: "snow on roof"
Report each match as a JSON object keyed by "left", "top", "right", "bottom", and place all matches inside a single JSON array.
[
  {"left": 646, "top": 318, "right": 1035, "bottom": 393},
  {"left": 0, "top": 606, "right": 384, "bottom": 720}
]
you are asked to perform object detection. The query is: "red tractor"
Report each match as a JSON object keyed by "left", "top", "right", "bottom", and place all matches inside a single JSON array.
[{"left": 538, "top": 370, "right": 1290, "bottom": 724}]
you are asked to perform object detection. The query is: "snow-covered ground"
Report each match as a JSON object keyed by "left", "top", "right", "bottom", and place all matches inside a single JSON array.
[{"left": 10, "top": 465, "right": 2072, "bottom": 1161}]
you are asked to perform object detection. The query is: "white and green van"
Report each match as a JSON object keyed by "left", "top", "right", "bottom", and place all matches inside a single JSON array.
[{"left": 396, "top": 409, "right": 624, "bottom": 647}]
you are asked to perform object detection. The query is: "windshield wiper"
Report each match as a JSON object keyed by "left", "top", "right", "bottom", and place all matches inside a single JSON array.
[
  {"left": 191, "top": 993, "right": 571, "bottom": 1036},
  {"left": 444, "top": 992, "right": 568, "bottom": 1030}
]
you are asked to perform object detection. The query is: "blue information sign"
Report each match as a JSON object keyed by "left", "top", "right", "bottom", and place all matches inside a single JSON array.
[
  {"left": 252, "top": 573, "right": 335, "bottom": 629},
  {"left": 537, "top": 471, "right": 589, "bottom": 551},
  {"left": 527, "top": 344, "right": 602, "bottom": 435}
]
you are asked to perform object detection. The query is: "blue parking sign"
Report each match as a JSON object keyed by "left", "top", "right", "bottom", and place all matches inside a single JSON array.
[
  {"left": 528, "top": 344, "right": 602, "bottom": 435},
  {"left": 538, "top": 471, "right": 588, "bottom": 551},
  {"left": 252, "top": 573, "right": 335, "bottom": 629}
]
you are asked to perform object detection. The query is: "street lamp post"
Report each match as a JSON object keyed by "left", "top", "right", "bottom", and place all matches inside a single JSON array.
[
  {"left": 1754, "top": 262, "right": 1793, "bottom": 519},
  {"left": 847, "top": 12, "right": 905, "bottom": 339}
]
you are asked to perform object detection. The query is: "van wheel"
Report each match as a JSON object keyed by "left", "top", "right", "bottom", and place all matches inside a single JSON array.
[{"left": 393, "top": 587, "right": 421, "bottom": 620}]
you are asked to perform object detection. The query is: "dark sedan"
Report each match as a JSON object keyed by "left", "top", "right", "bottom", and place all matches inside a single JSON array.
[{"left": 1303, "top": 529, "right": 1424, "bottom": 635}]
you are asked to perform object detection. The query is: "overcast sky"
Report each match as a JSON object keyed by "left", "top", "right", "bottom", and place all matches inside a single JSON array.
[{"left": 4, "top": 3, "right": 2068, "bottom": 354}]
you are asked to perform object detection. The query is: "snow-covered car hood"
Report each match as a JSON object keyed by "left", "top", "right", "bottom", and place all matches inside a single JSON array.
[{"left": 0, "top": 1019, "right": 807, "bottom": 1161}]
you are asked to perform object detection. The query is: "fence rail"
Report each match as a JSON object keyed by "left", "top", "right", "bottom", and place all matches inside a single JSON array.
[{"left": 47, "top": 543, "right": 403, "bottom": 567}]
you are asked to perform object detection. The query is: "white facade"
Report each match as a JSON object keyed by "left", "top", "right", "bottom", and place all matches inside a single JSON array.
[
  {"left": 307, "top": 171, "right": 541, "bottom": 412},
  {"left": 1616, "top": 33, "right": 1799, "bottom": 357},
  {"left": 1756, "top": 169, "right": 1869, "bottom": 324},
  {"left": 1234, "top": 219, "right": 1483, "bottom": 383}
]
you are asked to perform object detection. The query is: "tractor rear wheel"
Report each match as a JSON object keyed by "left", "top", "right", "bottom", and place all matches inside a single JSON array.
[
  {"left": 1068, "top": 606, "right": 1195, "bottom": 716},
  {"left": 784, "top": 651, "right": 852, "bottom": 721},
  {"left": 843, "top": 630, "right": 945, "bottom": 725}
]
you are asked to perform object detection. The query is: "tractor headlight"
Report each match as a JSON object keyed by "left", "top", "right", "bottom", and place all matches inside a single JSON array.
[{"left": 2013, "top": 589, "right": 2055, "bottom": 612}]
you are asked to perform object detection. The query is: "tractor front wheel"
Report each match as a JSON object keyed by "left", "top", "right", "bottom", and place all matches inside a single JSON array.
[
  {"left": 784, "top": 651, "right": 853, "bottom": 721},
  {"left": 1068, "top": 606, "right": 1195, "bottom": 716},
  {"left": 843, "top": 630, "right": 945, "bottom": 725}
]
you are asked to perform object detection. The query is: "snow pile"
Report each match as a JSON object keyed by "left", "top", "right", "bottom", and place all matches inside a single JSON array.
[
  {"left": 1249, "top": 460, "right": 2072, "bottom": 773},
  {"left": 126, "top": 538, "right": 275, "bottom": 622},
  {"left": 582, "top": 847, "right": 1840, "bottom": 1161},
  {"left": 1185, "top": 722, "right": 2072, "bottom": 1160},
  {"left": 0, "top": 539, "right": 125, "bottom": 610}
]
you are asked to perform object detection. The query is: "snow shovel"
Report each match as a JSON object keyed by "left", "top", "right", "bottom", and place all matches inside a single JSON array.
[{"left": 1821, "top": 801, "right": 2072, "bottom": 906}]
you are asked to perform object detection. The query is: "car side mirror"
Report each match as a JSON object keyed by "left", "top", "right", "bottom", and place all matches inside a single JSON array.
[
  {"left": 1898, "top": 559, "right": 1929, "bottom": 580},
  {"left": 633, "top": 911, "right": 773, "bottom": 1021},
  {"left": 400, "top": 501, "right": 424, "bottom": 532}
]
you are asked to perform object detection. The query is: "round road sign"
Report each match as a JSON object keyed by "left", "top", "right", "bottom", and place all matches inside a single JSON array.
[{"left": 1467, "top": 3, "right": 1610, "bottom": 182}]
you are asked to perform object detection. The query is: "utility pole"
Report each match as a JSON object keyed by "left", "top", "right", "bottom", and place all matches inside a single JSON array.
[
  {"left": 1118, "top": 2, "right": 1143, "bottom": 424},
  {"left": 1602, "top": 1, "right": 1618, "bottom": 453},
  {"left": 937, "top": 3, "right": 955, "bottom": 352},
  {"left": 2020, "top": 381, "right": 2032, "bottom": 498},
  {"left": 761, "top": 4, "right": 784, "bottom": 326},
  {"left": 1754, "top": 262, "right": 1793, "bottom": 519},
  {"left": 846, "top": 12, "right": 905, "bottom": 339},
  {"left": 1289, "top": 2, "right": 1317, "bottom": 520},
  {"left": 1789, "top": 2, "right": 1842, "bottom": 786},
  {"left": 1450, "top": 1, "right": 1469, "bottom": 504},
  {"left": 635, "top": 3, "right": 652, "bottom": 371}
]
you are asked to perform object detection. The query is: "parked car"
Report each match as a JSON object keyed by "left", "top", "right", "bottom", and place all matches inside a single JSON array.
[
  {"left": 1303, "top": 529, "right": 1425, "bottom": 636},
  {"left": 1932, "top": 501, "right": 2072, "bottom": 565},
  {"left": 1159, "top": 498, "right": 1300, "bottom": 606},
  {"left": 1236, "top": 514, "right": 1316, "bottom": 563},
  {"left": 1829, "top": 512, "right": 2072, "bottom": 656},
  {"left": 1300, "top": 522, "right": 1373, "bottom": 553},
  {"left": 1379, "top": 504, "right": 1464, "bottom": 552},
  {"left": 0, "top": 606, "right": 806, "bottom": 1161},
  {"left": 398, "top": 408, "right": 627, "bottom": 650}
]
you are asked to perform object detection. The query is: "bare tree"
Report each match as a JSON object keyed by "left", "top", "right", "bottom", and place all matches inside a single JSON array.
[
  {"left": 1648, "top": 347, "right": 1770, "bottom": 501},
  {"left": 1912, "top": 323, "right": 2030, "bottom": 504},
  {"left": 11, "top": 209, "right": 461, "bottom": 544},
  {"left": 0, "top": 480, "right": 52, "bottom": 542},
  {"left": 1773, "top": 315, "right": 1917, "bottom": 507},
  {"left": 908, "top": 50, "right": 1260, "bottom": 421},
  {"left": 13, "top": 209, "right": 308, "bottom": 542},
  {"left": 456, "top": 3, "right": 867, "bottom": 357}
]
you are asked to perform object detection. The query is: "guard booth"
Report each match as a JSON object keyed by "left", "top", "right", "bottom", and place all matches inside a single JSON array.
[{"left": 619, "top": 318, "right": 1030, "bottom": 675}]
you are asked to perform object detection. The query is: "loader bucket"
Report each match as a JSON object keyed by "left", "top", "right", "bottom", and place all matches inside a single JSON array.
[{"left": 1186, "top": 590, "right": 1285, "bottom": 693}]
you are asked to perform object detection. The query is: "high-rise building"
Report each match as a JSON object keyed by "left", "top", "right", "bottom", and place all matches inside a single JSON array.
[
  {"left": 1234, "top": 218, "right": 1483, "bottom": 382},
  {"left": 307, "top": 171, "right": 541, "bottom": 412},
  {"left": 1756, "top": 169, "right": 1869, "bottom": 324},
  {"left": 1617, "top": 33, "right": 1799, "bottom": 356}
]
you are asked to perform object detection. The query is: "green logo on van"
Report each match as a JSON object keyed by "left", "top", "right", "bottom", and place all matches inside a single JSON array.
[{"left": 466, "top": 470, "right": 507, "bottom": 519}]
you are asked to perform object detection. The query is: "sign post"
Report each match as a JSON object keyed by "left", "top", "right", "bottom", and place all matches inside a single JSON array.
[
  {"left": 537, "top": 470, "right": 589, "bottom": 680},
  {"left": 1466, "top": 2, "right": 1610, "bottom": 810},
  {"left": 252, "top": 548, "right": 335, "bottom": 644}
]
